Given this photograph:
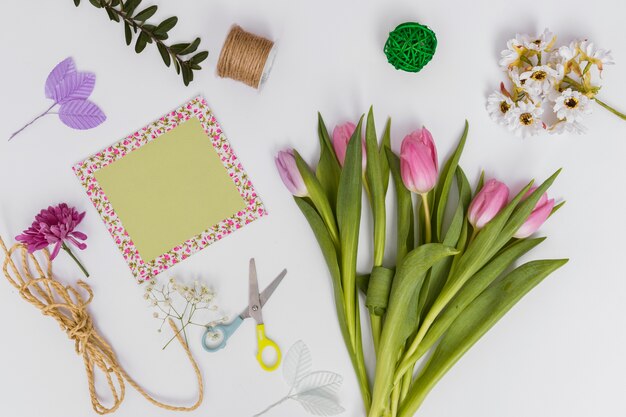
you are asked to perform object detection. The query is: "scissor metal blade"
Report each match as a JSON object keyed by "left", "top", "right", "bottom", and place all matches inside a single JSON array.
[
  {"left": 239, "top": 268, "right": 288, "bottom": 320},
  {"left": 259, "top": 269, "right": 287, "bottom": 306},
  {"left": 248, "top": 258, "right": 263, "bottom": 323}
]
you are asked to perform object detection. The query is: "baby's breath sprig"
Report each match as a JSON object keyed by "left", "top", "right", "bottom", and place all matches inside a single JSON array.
[{"left": 144, "top": 277, "right": 226, "bottom": 350}]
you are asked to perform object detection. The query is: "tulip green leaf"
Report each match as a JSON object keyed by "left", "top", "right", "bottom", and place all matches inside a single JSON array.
[
  {"left": 415, "top": 237, "right": 546, "bottom": 362},
  {"left": 399, "top": 258, "right": 568, "bottom": 417},
  {"left": 444, "top": 178, "right": 534, "bottom": 294},
  {"left": 551, "top": 201, "right": 565, "bottom": 216},
  {"left": 433, "top": 121, "right": 468, "bottom": 242},
  {"left": 386, "top": 147, "right": 414, "bottom": 265},
  {"left": 370, "top": 244, "right": 458, "bottom": 416},
  {"left": 365, "top": 107, "right": 387, "bottom": 266},
  {"left": 316, "top": 113, "right": 341, "bottom": 211},
  {"left": 336, "top": 116, "right": 364, "bottom": 347},
  {"left": 475, "top": 170, "right": 485, "bottom": 196},
  {"left": 495, "top": 169, "right": 561, "bottom": 249},
  {"left": 294, "top": 150, "right": 340, "bottom": 246},
  {"left": 380, "top": 118, "right": 392, "bottom": 196},
  {"left": 294, "top": 197, "right": 370, "bottom": 405}
]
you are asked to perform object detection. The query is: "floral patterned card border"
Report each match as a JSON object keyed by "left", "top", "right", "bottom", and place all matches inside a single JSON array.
[{"left": 72, "top": 96, "right": 266, "bottom": 282}]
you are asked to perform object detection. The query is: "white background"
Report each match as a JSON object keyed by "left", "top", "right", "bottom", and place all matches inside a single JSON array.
[{"left": 1, "top": 0, "right": 625, "bottom": 416}]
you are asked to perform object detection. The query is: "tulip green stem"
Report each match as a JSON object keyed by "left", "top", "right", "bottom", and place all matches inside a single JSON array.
[
  {"left": 394, "top": 294, "right": 450, "bottom": 385},
  {"left": 468, "top": 227, "right": 479, "bottom": 245},
  {"left": 364, "top": 175, "right": 387, "bottom": 353},
  {"left": 62, "top": 243, "right": 89, "bottom": 278},
  {"left": 400, "top": 366, "right": 412, "bottom": 402},
  {"left": 420, "top": 193, "right": 432, "bottom": 244},
  {"left": 390, "top": 382, "right": 401, "bottom": 417},
  {"left": 371, "top": 314, "right": 381, "bottom": 353},
  {"left": 594, "top": 98, "right": 626, "bottom": 121}
]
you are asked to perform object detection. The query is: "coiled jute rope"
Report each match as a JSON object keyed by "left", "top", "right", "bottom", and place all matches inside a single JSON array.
[
  {"left": 217, "top": 24, "right": 275, "bottom": 89},
  {"left": 0, "top": 236, "right": 203, "bottom": 414}
]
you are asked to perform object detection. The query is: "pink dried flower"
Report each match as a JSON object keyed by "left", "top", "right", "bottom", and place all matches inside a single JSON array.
[{"left": 16, "top": 203, "right": 89, "bottom": 277}]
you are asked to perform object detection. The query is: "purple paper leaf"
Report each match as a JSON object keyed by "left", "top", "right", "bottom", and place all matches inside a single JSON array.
[
  {"left": 58, "top": 99, "right": 106, "bottom": 130},
  {"left": 50, "top": 72, "right": 96, "bottom": 104},
  {"left": 45, "top": 57, "right": 76, "bottom": 100}
]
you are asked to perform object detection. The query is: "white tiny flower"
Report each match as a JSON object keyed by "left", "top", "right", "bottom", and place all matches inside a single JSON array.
[
  {"left": 579, "top": 40, "right": 614, "bottom": 71},
  {"left": 549, "top": 119, "right": 587, "bottom": 135},
  {"left": 508, "top": 67, "right": 525, "bottom": 88},
  {"left": 553, "top": 88, "right": 592, "bottom": 122},
  {"left": 499, "top": 36, "right": 526, "bottom": 69},
  {"left": 153, "top": 312, "right": 159, "bottom": 318},
  {"left": 508, "top": 68, "right": 541, "bottom": 100},
  {"left": 557, "top": 41, "right": 581, "bottom": 62},
  {"left": 523, "top": 28, "right": 556, "bottom": 52},
  {"left": 487, "top": 90, "right": 515, "bottom": 125},
  {"left": 507, "top": 101, "right": 545, "bottom": 138},
  {"left": 519, "top": 65, "right": 559, "bottom": 96}
]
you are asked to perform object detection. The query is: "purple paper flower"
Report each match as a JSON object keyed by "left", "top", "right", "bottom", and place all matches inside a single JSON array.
[
  {"left": 16, "top": 203, "right": 90, "bottom": 277},
  {"left": 9, "top": 57, "right": 106, "bottom": 141}
]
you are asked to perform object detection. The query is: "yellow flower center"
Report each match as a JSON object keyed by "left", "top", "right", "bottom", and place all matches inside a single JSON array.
[
  {"left": 500, "top": 101, "right": 511, "bottom": 114},
  {"left": 533, "top": 39, "right": 542, "bottom": 46},
  {"left": 565, "top": 97, "right": 579, "bottom": 109},
  {"left": 531, "top": 70, "right": 547, "bottom": 81},
  {"left": 519, "top": 112, "right": 533, "bottom": 126}
]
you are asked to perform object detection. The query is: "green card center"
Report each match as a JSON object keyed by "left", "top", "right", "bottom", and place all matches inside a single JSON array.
[{"left": 95, "top": 117, "right": 246, "bottom": 262}]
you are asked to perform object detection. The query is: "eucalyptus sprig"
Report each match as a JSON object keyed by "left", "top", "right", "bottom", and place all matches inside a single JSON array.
[{"left": 73, "top": 0, "right": 208, "bottom": 85}]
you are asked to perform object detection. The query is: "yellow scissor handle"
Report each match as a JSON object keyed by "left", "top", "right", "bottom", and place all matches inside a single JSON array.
[{"left": 255, "top": 324, "right": 282, "bottom": 372}]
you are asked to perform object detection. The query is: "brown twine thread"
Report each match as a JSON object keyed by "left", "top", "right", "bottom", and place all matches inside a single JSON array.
[
  {"left": 0, "top": 236, "right": 204, "bottom": 415},
  {"left": 217, "top": 25, "right": 275, "bottom": 88}
]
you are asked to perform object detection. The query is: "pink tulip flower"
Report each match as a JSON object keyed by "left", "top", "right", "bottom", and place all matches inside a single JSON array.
[
  {"left": 400, "top": 127, "right": 439, "bottom": 194},
  {"left": 332, "top": 122, "right": 366, "bottom": 170},
  {"left": 468, "top": 179, "right": 510, "bottom": 229},
  {"left": 275, "top": 149, "right": 308, "bottom": 197},
  {"left": 514, "top": 187, "right": 555, "bottom": 238}
]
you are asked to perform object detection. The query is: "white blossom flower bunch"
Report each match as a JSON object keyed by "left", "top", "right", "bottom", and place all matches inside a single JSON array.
[
  {"left": 144, "top": 277, "right": 227, "bottom": 349},
  {"left": 488, "top": 28, "right": 625, "bottom": 137}
]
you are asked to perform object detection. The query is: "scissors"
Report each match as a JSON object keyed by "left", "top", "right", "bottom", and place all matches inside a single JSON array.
[{"left": 201, "top": 258, "right": 287, "bottom": 371}]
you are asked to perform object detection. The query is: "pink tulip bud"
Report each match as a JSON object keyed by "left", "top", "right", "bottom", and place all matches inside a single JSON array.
[
  {"left": 332, "top": 122, "right": 366, "bottom": 170},
  {"left": 513, "top": 187, "right": 555, "bottom": 238},
  {"left": 400, "top": 127, "right": 439, "bottom": 194},
  {"left": 468, "top": 179, "right": 510, "bottom": 229},
  {"left": 275, "top": 149, "right": 308, "bottom": 197}
]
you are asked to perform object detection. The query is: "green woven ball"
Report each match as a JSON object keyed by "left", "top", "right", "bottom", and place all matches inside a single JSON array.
[{"left": 384, "top": 22, "right": 437, "bottom": 73}]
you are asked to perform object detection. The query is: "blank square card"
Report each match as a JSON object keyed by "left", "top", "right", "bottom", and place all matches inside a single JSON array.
[{"left": 73, "top": 97, "right": 266, "bottom": 281}]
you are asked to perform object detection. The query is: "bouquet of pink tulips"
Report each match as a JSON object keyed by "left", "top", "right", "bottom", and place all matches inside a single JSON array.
[{"left": 275, "top": 108, "right": 568, "bottom": 417}]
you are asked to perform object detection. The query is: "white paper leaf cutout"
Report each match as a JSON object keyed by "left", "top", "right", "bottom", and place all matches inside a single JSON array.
[
  {"left": 293, "top": 392, "right": 345, "bottom": 416},
  {"left": 283, "top": 340, "right": 313, "bottom": 388},
  {"left": 295, "top": 371, "right": 343, "bottom": 397},
  {"left": 252, "top": 342, "right": 345, "bottom": 417}
]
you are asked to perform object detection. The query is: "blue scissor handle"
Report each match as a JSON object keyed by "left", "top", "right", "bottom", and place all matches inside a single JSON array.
[{"left": 201, "top": 316, "right": 244, "bottom": 352}]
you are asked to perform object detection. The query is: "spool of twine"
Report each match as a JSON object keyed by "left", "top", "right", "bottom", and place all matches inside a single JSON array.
[{"left": 217, "top": 25, "right": 275, "bottom": 89}]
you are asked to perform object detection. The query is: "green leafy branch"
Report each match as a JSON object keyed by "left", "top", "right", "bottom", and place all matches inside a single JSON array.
[{"left": 73, "top": 0, "right": 208, "bottom": 85}]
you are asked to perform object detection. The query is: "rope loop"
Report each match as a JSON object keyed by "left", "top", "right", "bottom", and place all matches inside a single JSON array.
[{"left": 0, "top": 236, "right": 204, "bottom": 414}]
